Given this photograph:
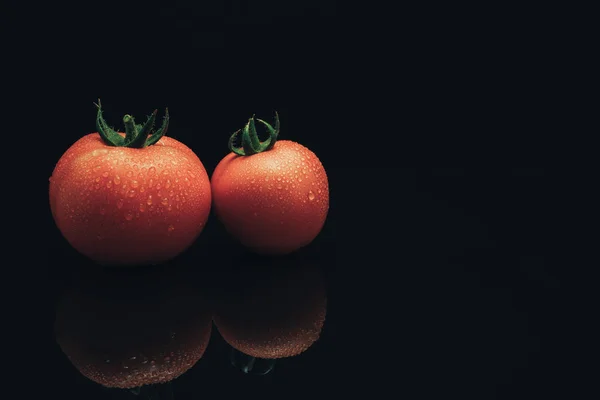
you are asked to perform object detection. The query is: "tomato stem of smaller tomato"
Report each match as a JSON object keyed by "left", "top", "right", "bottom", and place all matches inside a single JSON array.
[
  {"left": 94, "top": 100, "right": 169, "bottom": 148},
  {"left": 228, "top": 112, "right": 280, "bottom": 156}
]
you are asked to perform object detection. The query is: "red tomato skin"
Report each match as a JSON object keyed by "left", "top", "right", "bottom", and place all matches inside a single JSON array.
[
  {"left": 211, "top": 140, "right": 329, "bottom": 255},
  {"left": 49, "top": 133, "right": 212, "bottom": 266}
]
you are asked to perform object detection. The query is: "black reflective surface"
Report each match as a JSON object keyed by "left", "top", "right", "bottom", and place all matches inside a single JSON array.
[
  {"left": 6, "top": 2, "right": 557, "bottom": 398},
  {"left": 37, "top": 168, "right": 554, "bottom": 399}
]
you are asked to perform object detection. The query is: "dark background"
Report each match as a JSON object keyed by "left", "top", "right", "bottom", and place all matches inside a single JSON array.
[{"left": 3, "top": 1, "right": 559, "bottom": 399}]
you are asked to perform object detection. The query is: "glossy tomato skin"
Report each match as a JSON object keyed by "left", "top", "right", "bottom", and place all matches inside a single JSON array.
[
  {"left": 211, "top": 140, "right": 328, "bottom": 255},
  {"left": 49, "top": 133, "right": 211, "bottom": 266}
]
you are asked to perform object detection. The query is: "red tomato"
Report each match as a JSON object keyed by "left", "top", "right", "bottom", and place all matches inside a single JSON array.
[
  {"left": 49, "top": 102, "right": 211, "bottom": 266},
  {"left": 211, "top": 114, "right": 329, "bottom": 255}
]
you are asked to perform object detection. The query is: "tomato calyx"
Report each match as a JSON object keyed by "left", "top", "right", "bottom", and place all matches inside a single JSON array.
[
  {"left": 228, "top": 113, "right": 280, "bottom": 156},
  {"left": 94, "top": 99, "right": 169, "bottom": 148}
]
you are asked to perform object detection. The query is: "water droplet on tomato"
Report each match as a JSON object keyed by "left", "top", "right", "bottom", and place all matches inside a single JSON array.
[
  {"left": 299, "top": 178, "right": 303, "bottom": 182},
  {"left": 114, "top": 175, "right": 121, "bottom": 185},
  {"left": 139, "top": 203, "right": 146, "bottom": 212},
  {"left": 107, "top": 181, "right": 112, "bottom": 188},
  {"left": 95, "top": 177, "right": 100, "bottom": 182},
  {"left": 308, "top": 190, "right": 315, "bottom": 201},
  {"left": 126, "top": 170, "right": 132, "bottom": 177},
  {"left": 277, "top": 185, "right": 282, "bottom": 189},
  {"left": 253, "top": 212, "right": 259, "bottom": 217},
  {"left": 166, "top": 180, "right": 171, "bottom": 188},
  {"left": 161, "top": 198, "right": 168, "bottom": 205},
  {"left": 125, "top": 212, "right": 133, "bottom": 221},
  {"left": 102, "top": 171, "right": 109, "bottom": 177},
  {"left": 117, "top": 199, "right": 124, "bottom": 209},
  {"left": 128, "top": 189, "right": 136, "bottom": 198},
  {"left": 131, "top": 180, "right": 139, "bottom": 188},
  {"left": 147, "top": 195, "right": 153, "bottom": 205},
  {"left": 149, "top": 179, "right": 154, "bottom": 187},
  {"left": 149, "top": 167, "right": 156, "bottom": 175},
  {"left": 167, "top": 224, "right": 175, "bottom": 232}
]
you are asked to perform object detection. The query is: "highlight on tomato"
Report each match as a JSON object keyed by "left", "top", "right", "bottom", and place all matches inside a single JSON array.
[
  {"left": 213, "top": 259, "right": 327, "bottom": 374},
  {"left": 211, "top": 113, "right": 329, "bottom": 255},
  {"left": 49, "top": 101, "right": 212, "bottom": 266},
  {"left": 54, "top": 267, "right": 213, "bottom": 389}
]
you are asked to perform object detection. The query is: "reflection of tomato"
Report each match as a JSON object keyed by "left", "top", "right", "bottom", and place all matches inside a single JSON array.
[
  {"left": 49, "top": 103, "right": 211, "bottom": 266},
  {"left": 214, "top": 261, "right": 327, "bottom": 358},
  {"left": 211, "top": 114, "right": 329, "bottom": 255},
  {"left": 54, "top": 269, "right": 212, "bottom": 388}
]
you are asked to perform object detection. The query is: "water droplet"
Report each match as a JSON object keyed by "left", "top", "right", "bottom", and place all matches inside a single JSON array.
[
  {"left": 277, "top": 185, "right": 282, "bottom": 189},
  {"left": 149, "top": 166, "right": 156, "bottom": 175},
  {"left": 164, "top": 356, "right": 171, "bottom": 362},
  {"left": 117, "top": 199, "right": 124, "bottom": 209},
  {"left": 277, "top": 177, "right": 281, "bottom": 181},
  {"left": 106, "top": 181, "right": 112, "bottom": 188},
  {"left": 130, "top": 356, "right": 137, "bottom": 360},
  {"left": 102, "top": 171, "right": 109, "bottom": 177},
  {"left": 139, "top": 203, "right": 146, "bottom": 212},
  {"left": 147, "top": 195, "right": 153, "bottom": 205},
  {"left": 126, "top": 171, "right": 132, "bottom": 177},
  {"left": 150, "top": 360, "right": 156, "bottom": 365},
  {"left": 95, "top": 177, "right": 100, "bottom": 182},
  {"left": 123, "top": 365, "right": 129, "bottom": 369},
  {"left": 125, "top": 212, "right": 133, "bottom": 221},
  {"left": 166, "top": 180, "right": 171, "bottom": 188},
  {"left": 149, "top": 178, "right": 154, "bottom": 187},
  {"left": 161, "top": 198, "right": 169, "bottom": 205},
  {"left": 105, "top": 359, "right": 111, "bottom": 363},
  {"left": 168, "top": 224, "right": 175, "bottom": 232},
  {"left": 114, "top": 175, "right": 121, "bottom": 185},
  {"left": 308, "top": 190, "right": 315, "bottom": 201},
  {"left": 132, "top": 180, "right": 139, "bottom": 188},
  {"left": 253, "top": 212, "right": 259, "bottom": 217},
  {"left": 128, "top": 189, "right": 136, "bottom": 197}
]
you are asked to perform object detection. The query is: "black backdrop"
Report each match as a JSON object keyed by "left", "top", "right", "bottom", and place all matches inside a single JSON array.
[{"left": 3, "top": 2, "right": 559, "bottom": 399}]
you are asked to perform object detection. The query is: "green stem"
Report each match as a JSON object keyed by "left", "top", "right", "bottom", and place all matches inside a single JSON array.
[
  {"left": 94, "top": 99, "right": 168, "bottom": 148},
  {"left": 229, "top": 112, "right": 280, "bottom": 156}
]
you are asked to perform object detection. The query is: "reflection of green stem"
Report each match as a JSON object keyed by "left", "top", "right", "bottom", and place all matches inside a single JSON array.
[
  {"left": 242, "top": 356, "right": 256, "bottom": 373},
  {"left": 230, "top": 348, "right": 276, "bottom": 375}
]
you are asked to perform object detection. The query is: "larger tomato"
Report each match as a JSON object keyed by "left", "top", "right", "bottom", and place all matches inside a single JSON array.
[
  {"left": 211, "top": 114, "right": 329, "bottom": 255},
  {"left": 49, "top": 102, "right": 211, "bottom": 266}
]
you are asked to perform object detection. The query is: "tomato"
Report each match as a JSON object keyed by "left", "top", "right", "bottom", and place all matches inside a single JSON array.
[
  {"left": 49, "top": 102, "right": 211, "bottom": 266},
  {"left": 211, "top": 113, "right": 329, "bottom": 255}
]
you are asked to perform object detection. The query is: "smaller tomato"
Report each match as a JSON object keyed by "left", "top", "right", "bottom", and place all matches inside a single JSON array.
[{"left": 211, "top": 114, "right": 329, "bottom": 255}]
